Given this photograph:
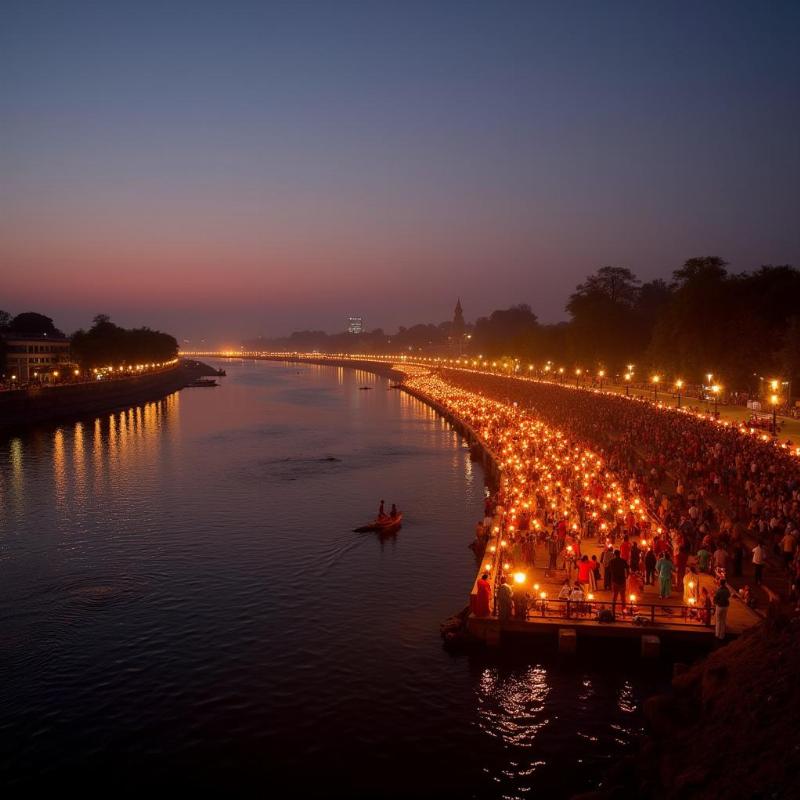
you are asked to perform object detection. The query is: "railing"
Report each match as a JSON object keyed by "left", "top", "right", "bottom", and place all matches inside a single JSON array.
[{"left": 493, "top": 596, "right": 715, "bottom": 628}]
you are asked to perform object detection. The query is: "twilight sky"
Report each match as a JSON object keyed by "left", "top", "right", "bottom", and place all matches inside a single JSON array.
[{"left": 2, "top": 0, "right": 799, "bottom": 345}]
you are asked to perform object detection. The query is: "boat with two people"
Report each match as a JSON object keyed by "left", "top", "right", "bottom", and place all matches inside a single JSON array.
[{"left": 353, "top": 500, "right": 402, "bottom": 533}]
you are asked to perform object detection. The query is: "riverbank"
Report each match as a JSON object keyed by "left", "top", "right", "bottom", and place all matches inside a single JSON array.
[
  {"left": 181, "top": 353, "right": 790, "bottom": 795},
  {"left": 0, "top": 359, "right": 218, "bottom": 431},
  {"left": 396, "top": 361, "right": 796, "bottom": 798},
  {"left": 203, "top": 352, "right": 408, "bottom": 382},
  {"left": 575, "top": 612, "right": 800, "bottom": 799}
]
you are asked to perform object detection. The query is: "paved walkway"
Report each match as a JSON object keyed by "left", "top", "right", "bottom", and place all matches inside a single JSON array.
[{"left": 494, "top": 538, "right": 761, "bottom": 636}]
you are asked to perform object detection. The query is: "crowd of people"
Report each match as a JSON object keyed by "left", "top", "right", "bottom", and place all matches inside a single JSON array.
[
  {"left": 442, "top": 368, "right": 800, "bottom": 598},
  {"left": 405, "top": 367, "right": 800, "bottom": 638}
]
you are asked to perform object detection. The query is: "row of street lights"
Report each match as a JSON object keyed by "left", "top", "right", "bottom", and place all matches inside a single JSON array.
[
  {"left": 540, "top": 364, "right": 783, "bottom": 434},
  {"left": 506, "top": 361, "right": 785, "bottom": 429}
]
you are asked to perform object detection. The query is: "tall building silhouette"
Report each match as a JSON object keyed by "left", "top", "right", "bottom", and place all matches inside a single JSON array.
[{"left": 451, "top": 298, "right": 465, "bottom": 354}]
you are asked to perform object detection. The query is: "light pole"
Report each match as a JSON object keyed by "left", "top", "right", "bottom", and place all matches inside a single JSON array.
[
  {"left": 711, "top": 384, "right": 721, "bottom": 415},
  {"left": 624, "top": 372, "right": 632, "bottom": 396},
  {"left": 598, "top": 369, "right": 605, "bottom": 390},
  {"left": 575, "top": 368, "right": 582, "bottom": 388},
  {"left": 674, "top": 379, "right": 683, "bottom": 409},
  {"left": 769, "top": 380, "right": 781, "bottom": 436},
  {"left": 651, "top": 375, "right": 660, "bottom": 402},
  {"left": 770, "top": 393, "right": 779, "bottom": 436}
]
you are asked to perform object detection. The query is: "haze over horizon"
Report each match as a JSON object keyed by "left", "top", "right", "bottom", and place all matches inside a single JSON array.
[{"left": 2, "top": 0, "right": 799, "bottom": 345}]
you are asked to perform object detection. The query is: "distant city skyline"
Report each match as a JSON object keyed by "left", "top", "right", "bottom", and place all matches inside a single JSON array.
[{"left": 2, "top": 0, "right": 799, "bottom": 344}]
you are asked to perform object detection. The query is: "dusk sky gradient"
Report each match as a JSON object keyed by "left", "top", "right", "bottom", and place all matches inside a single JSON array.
[{"left": 2, "top": 0, "right": 799, "bottom": 344}]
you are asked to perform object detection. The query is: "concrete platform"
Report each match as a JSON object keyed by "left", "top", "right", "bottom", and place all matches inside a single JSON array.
[{"left": 469, "top": 536, "right": 762, "bottom": 649}]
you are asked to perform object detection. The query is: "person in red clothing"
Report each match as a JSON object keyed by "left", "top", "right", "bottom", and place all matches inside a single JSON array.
[
  {"left": 620, "top": 534, "right": 631, "bottom": 564},
  {"left": 578, "top": 554, "right": 593, "bottom": 585},
  {"left": 589, "top": 555, "right": 600, "bottom": 591},
  {"left": 475, "top": 572, "right": 492, "bottom": 617}
]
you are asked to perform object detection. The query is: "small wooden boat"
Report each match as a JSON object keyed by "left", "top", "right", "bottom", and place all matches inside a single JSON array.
[
  {"left": 187, "top": 378, "right": 218, "bottom": 387},
  {"left": 359, "top": 386, "right": 373, "bottom": 390},
  {"left": 353, "top": 513, "right": 403, "bottom": 533}
]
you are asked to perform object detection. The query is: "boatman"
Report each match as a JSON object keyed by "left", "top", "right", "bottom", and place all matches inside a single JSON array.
[{"left": 378, "top": 500, "right": 386, "bottom": 519}]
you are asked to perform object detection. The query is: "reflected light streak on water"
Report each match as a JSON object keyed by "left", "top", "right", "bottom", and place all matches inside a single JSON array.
[{"left": 0, "top": 360, "right": 667, "bottom": 797}]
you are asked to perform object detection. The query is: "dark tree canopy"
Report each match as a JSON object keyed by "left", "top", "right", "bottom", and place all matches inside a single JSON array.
[
  {"left": 0, "top": 309, "right": 8, "bottom": 374},
  {"left": 570, "top": 266, "right": 641, "bottom": 306},
  {"left": 564, "top": 267, "right": 642, "bottom": 365},
  {"left": 70, "top": 316, "right": 178, "bottom": 368},
  {"left": 243, "top": 256, "right": 798, "bottom": 397},
  {"left": 673, "top": 256, "right": 729, "bottom": 285},
  {"left": 8, "top": 312, "right": 64, "bottom": 337},
  {"left": 472, "top": 305, "right": 540, "bottom": 358}
]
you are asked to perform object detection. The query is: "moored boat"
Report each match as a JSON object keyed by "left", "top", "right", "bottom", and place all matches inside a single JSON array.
[{"left": 187, "top": 378, "right": 218, "bottom": 387}]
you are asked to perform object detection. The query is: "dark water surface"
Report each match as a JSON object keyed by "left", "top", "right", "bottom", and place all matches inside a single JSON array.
[{"left": 0, "top": 360, "right": 667, "bottom": 797}]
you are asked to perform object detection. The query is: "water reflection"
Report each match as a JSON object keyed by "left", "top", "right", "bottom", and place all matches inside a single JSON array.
[
  {"left": 73, "top": 422, "right": 86, "bottom": 506},
  {"left": 53, "top": 429, "right": 66, "bottom": 510},
  {"left": 477, "top": 665, "right": 551, "bottom": 747},
  {"left": 0, "top": 364, "right": 662, "bottom": 797},
  {"left": 1, "top": 394, "right": 180, "bottom": 531}
]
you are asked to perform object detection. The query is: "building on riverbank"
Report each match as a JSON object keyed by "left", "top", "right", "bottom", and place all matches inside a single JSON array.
[{"left": 2, "top": 332, "right": 73, "bottom": 383}]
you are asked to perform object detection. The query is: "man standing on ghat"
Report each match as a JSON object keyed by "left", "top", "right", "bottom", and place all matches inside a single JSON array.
[
  {"left": 607, "top": 549, "right": 629, "bottom": 613},
  {"left": 752, "top": 541, "right": 766, "bottom": 585},
  {"left": 714, "top": 579, "right": 731, "bottom": 640}
]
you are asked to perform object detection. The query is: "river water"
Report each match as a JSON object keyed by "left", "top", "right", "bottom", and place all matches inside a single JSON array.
[{"left": 0, "top": 360, "right": 668, "bottom": 797}]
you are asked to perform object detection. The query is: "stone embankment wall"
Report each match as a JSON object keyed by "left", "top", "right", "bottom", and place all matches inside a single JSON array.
[
  {"left": 257, "top": 354, "right": 407, "bottom": 382},
  {"left": 0, "top": 365, "right": 193, "bottom": 430}
]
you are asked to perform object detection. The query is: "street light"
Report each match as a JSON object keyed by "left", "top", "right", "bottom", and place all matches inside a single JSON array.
[
  {"left": 624, "top": 372, "right": 632, "bottom": 396},
  {"left": 711, "top": 384, "right": 721, "bottom": 415},
  {"left": 651, "top": 374, "right": 660, "bottom": 402},
  {"left": 575, "top": 367, "right": 582, "bottom": 388},
  {"left": 770, "top": 392, "right": 780, "bottom": 436},
  {"left": 598, "top": 369, "right": 605, "bottom": 390},
  {"left": 675, "top": 379, "right": 684, "bottom": 409}
]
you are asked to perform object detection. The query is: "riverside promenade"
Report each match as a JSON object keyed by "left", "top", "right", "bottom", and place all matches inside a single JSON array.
[
  {"left": 184, "top": 354, "right": 761, "bottom": 656},
  {"left": 0, "top": 359, "right": 215, "bottom": 431},
  {"left": 406, "top": 374, "right": 762, "bottom": 652},
  {"left": 468, "top": 510, "right": 761, "bottom": 652}
]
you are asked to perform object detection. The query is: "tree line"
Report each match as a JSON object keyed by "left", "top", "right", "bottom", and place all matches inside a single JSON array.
[
  {"left": 246, "top": 256, "right": 800, "bottom": 395},
  {"left": 1, "top": 311, "right": 178, "bottom": 373},
  {"left": 70, "top": 315, "right": 179, "bottom": 367}
]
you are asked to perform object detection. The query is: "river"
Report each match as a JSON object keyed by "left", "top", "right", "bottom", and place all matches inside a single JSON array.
[{"left": 0, "top": 359, "right": 668, "bottom": 797}]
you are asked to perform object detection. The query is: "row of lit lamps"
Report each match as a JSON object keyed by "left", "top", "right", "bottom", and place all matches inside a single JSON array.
[{"left": 200, "top": 350, "right": 787, "bottom": 409}]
